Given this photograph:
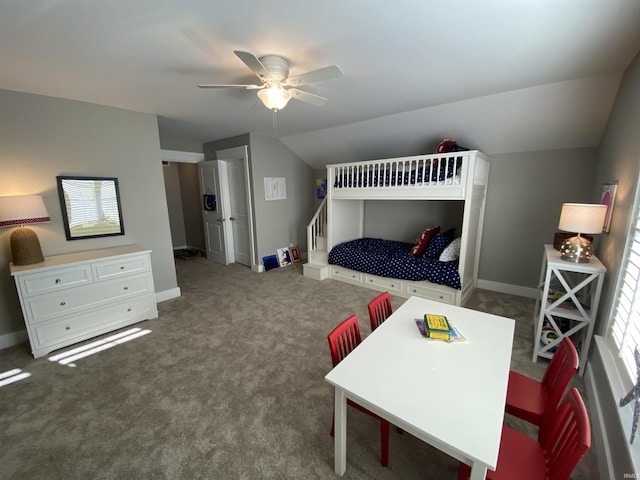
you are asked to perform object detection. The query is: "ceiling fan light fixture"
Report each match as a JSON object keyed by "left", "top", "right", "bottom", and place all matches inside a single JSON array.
[{"left": 257, "top": 86, "right": 292, "bottom": 111}]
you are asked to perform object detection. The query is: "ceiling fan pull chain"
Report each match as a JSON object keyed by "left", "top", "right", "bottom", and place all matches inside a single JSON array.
[{"left": 272, "top": 109, "right": 278, "bottom": 136}]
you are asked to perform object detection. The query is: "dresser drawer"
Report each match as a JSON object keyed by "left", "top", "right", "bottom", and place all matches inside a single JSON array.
[
  {"left": 364, "top": 274, "right": 403, "bottom": 294},
  {"left": 330, "top": 266, "right": 362, "bottom": 284},
  {"left": 405, "top": 282, "right": 455, "bottom": 304},
  {"left": 18, "top": 265, "right": 93, "bottom": 297},
  {"left": 93, "top": 254, "right": 150, "bottom": 281},
  {"left": 24, "top": 273, "right": 154, "bottom": 324},
  {"left": 31, "top": 293, "right": 156, "bottom": 350}
]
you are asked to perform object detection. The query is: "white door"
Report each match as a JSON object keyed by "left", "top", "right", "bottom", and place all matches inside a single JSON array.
[
  {"left": 227, "top": 158, "right": 251, "bottom": 266},
  {"left": 199, "top": 160, "right": 228, "bottom": 265}
]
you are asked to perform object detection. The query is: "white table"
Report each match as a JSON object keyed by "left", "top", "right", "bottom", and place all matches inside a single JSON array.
[{"left": 325, "top": 296, "right": 515, "bottom": 479}]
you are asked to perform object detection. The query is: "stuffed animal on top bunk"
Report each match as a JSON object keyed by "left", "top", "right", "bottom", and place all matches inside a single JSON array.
[{"left": 436, "top": 139, "right": 469, "bottom": 153}]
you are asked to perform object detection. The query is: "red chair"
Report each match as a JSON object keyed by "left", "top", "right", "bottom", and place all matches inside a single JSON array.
[
  {"left": 367, "top": 291, "right": 393, "bottom": 331},
  {"left": 458, "top": 387, "right": 591, "bottom": 480},
  {"left": 505, "top": 337, "right": 579, "bottom": 426},
  {"left": 327, "top": 314, "right": 390, "bottom": 467}
]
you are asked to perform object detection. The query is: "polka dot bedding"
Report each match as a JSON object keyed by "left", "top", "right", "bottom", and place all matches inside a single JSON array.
[{"left": 328, "top": 237, "right": 461, "bottom": 290}]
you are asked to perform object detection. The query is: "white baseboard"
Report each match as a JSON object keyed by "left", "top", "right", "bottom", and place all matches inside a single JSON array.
[
  {"left": 477, "top": 279, "right": 538, "bottom": 299},
  {"left": 0, "top": 329, "right": 28, "bottom": 350},
  {"left": 156, "top": 287, "right": 181, "bottom": 303}
]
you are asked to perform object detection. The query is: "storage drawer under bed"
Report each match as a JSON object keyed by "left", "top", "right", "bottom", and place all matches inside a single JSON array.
[
  {"left": 364, "top": 274, "right": 403, "bottom": 294},
  {"left": 405, "top": 282, "right": 455, "bottom": 304}
]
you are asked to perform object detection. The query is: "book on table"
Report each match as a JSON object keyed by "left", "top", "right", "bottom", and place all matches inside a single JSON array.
[
  {"left": 415, "top": 315, "right": 466, "bottom": 343},
  {"left": 424, "top": 314, "right": 452, "bottom": 341}
]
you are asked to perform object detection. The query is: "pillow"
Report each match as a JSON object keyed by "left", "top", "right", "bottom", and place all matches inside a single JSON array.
[
  {"left": 424, "top": 228, "right": 456, "bottom": 259},
  {"left": 410, "top": 226, "right": 440, "bottom": 256},
  {"left": 439, "top": 237, "right": 461, "bottom": 262}
]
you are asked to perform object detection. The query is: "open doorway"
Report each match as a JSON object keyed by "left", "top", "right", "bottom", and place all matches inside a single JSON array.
[{"left": 198, "top": 146, "right": 257, "bottom": 269}]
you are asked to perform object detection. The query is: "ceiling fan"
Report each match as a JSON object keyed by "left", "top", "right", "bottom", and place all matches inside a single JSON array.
[{"left": 198, "top": 50, "right": 343, "bottom": 111}]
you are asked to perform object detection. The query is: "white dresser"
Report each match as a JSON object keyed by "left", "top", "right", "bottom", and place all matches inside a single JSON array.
[{"left": 10, "top": 245, "right": 158, "bottom": 358}]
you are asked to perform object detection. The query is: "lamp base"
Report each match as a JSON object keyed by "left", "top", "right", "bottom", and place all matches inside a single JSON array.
[
  {"left": 559, "top": 234, "right": 593, "bottom": 263},
  {"left": 10, "top": 227, "right": 45, "bottom": 266}
]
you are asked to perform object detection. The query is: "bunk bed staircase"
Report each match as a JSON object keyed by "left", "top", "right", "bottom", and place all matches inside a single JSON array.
[{"left": 302, "top": 197, "right": 330, "bottom": 280}]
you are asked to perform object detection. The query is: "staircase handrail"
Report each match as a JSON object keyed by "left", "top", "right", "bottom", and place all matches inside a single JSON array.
[{"left": 307, "top": 197, "right": 327, "bottom": 256}]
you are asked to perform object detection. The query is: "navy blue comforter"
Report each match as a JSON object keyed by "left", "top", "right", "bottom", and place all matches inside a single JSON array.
[{"left": 328, "top": 238, "right": 461, "bottom": 289}]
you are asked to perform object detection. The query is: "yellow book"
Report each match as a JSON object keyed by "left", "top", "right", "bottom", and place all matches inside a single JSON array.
[
  {"left": 427, "top": 330, "right": 452, "bottom": 341},
  {"left": 424, "top": 314, "right": 452, "bottom": 340},
  {"left": 424, "top": 314, "right": 451, "bottom": 334}
]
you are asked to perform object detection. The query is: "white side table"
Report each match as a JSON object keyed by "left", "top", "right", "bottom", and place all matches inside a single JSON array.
[{"left": 532, "top": 244, "right": 606, "bottom": 375}]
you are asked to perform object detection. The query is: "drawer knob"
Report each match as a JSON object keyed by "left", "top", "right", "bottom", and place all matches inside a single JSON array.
[
  {"left": 124, "top": 286, "right": 129, "bottom": 290},
  {"left": 65, "top": 326, "right": 70, "bottom": 330},
  {"left": 60, "top": 301, "right": 66, "bottom": 306},
  {"left": 55, "top": 278, "right": 61, "bottom": 284},
  {"left": 127, "top": 308, "right": 132, "bottom": 312},
  {"left": 391, "top": 284, "right": 395, "bottom": 288},
  {"left": 120, "top": 266, "right": 125, "bottom": 270}
]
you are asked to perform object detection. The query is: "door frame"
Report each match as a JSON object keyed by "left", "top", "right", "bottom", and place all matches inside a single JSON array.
[{"left": 215, "top": 146, "right": 261, "bottom": 272}]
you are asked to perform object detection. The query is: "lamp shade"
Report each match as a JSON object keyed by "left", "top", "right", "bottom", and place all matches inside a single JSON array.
[
  {"left": 257, "top": 86, "right": 292, "bottom": 111},
  {"left": 558, "top": 203, "right": 607, "bottom": 234},
  {"left": 0, "top": 195, "right": 50, "bottom": 266},
  {"left": 0, "top": 195, "right": 50, "bottom": 226}
]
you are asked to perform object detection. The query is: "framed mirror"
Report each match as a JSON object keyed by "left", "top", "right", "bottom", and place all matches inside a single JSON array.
[{"left": 56, "top": 175, "right": 125, "bottom": 240}]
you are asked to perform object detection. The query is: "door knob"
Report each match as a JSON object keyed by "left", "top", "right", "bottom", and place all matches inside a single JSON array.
[{"left": 230, "top": 217, "right": 235, "bottom": 221}]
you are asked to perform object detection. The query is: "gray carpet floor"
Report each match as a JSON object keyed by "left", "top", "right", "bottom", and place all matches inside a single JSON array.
[{"left": 0, "top": 258, "right": 598, "bottom": 479}]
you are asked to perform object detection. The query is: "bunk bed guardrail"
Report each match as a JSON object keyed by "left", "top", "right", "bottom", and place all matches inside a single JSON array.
[{"left": 330, "top": 153, "right": 467, "bottom": 191}]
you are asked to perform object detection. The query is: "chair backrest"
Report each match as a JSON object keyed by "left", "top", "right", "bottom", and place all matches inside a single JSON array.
[
  {"left": 539, "top": 387, "right": 591, "bottom": 480},
  {"left": 541, "top": 337, "right": 579, "bottom": 412},
  {"left": 367, "top": 292, "right": 393, "bottom": 331},
  {"left": 327, "top": 314, "right": 362, "bottom": 367}
]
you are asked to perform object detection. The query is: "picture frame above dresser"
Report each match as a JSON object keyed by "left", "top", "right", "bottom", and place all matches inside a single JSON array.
[{"left": 56, "top": 175, "right": 125, "bottom": 240}]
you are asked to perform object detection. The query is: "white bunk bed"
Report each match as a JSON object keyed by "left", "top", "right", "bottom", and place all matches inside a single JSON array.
[{"left": 303, "top": 150, "right": 490, "bottom": 306}]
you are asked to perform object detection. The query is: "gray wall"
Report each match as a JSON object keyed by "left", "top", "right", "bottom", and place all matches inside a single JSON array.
[
  {"left": 363, "top": 200, "right": 464, "bottom": 243},
  {"left": 479, "top": 148, "right": 598, "bottom": 288},
  {"left": 248, "top": 134, "right": 315, "bottom": 259},
  {"left": 203, "top": 133, "right": 315, "bottom": 263},
  {"left": 0, "top": 89, "right": 178, "bottom": 338},
  {"left": 588, "top": 51, "right": 640, "bottom": 478}
]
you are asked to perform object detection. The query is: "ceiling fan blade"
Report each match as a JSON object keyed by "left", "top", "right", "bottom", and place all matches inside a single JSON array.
[
  {"left": 234, "top": 50, "right": 269, "bottom": 80},
  {"left": 198, "top": 84, "right": 264, "bottom": 90},
  {"left": 286, "top": 65, "right": 343, "bottom": 86},
  {"left": 289, "top": 88, "right": 328, "bottom": 106}
]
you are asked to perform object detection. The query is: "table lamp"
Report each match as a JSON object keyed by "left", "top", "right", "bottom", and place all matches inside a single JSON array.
[
  {"left": 0, "top": 195, "right": 51, "bottom": 265},
  {"left": 558, "top": 203, "right": 607, "bottom": 263}
]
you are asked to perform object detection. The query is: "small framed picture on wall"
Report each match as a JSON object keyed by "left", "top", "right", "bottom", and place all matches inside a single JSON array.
[{"left": 601, "top": 181, "right": 618, "bottom": 233}]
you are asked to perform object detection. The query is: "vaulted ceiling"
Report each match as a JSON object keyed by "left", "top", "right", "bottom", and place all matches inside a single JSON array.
[{"left": 1, "top": 1, "right": 639, "bottom": 168}]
